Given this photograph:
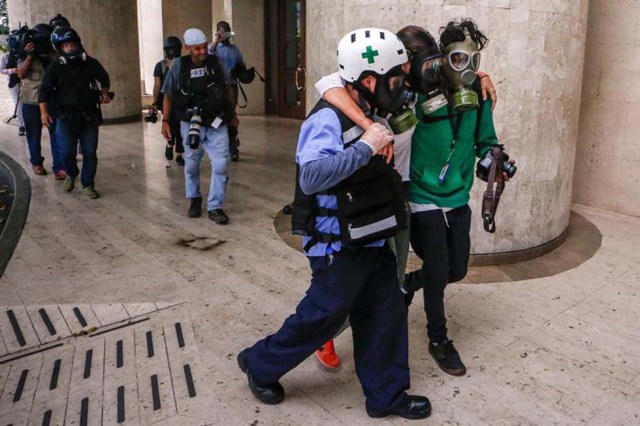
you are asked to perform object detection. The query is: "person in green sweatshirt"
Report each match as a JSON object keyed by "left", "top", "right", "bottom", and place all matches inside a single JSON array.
[{"left": 403, "top": 19, "right": 515, "bottom": 377}]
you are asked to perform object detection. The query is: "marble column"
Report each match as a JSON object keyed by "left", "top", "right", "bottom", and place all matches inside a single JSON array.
[
  {"left": 306, "top": 0, "right": 590, "bottom": 256},
  {"left": 161, "top": 0, "right": 212, "bottom": 43},
  {"left": 8, "top": 0, "right": 142, "bottom": 121}
]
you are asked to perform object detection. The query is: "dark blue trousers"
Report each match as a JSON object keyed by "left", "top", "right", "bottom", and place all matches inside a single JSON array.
[
  {"left": 22, "top": 103, "right": 63, "bottom": 172},
  {"left": 244, "top": 245, "right": 411, "bottom": 413},
  {"left": 55, "top": 115, "right": 100, "bottom": 188}
]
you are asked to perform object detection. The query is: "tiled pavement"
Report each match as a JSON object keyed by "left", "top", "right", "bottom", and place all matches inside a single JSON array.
[{"left": 0, "top": 303, "right": 219, "bottom": 425}]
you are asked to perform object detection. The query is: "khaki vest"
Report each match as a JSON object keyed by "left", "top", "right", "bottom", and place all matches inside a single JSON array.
[{"left": 20, "top": 58, "right": 45, "bottom": 105}]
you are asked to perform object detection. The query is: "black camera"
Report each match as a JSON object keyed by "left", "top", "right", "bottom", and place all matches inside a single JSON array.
[
  {"left": 19, "top": 24, "right": 54, "bottom": 58},
  {"left": 476, "top": 145, "right": 517, "bottom": 182},
  {"left": 144, "top": 109, "right": 158, "bottom": 123},
  {"left": 187, "top": 107, "right": 203, "bottom": 149}
]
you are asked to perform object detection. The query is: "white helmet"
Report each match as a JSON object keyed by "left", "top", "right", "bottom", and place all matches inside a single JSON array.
[{"left": 337, "top": 28, "right": 408, "bottom": 82}]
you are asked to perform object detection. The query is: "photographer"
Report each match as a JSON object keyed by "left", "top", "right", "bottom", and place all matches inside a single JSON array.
[
  {"left": 1, "top": 49, "right": 25, "bottom": 136},
  {"left": 399, "top": 21, "right": 515, "bottom": 376},
  {"left": 161, "top": 28, "right": 235, "bottom": 224},
  {"left": 16, "top": 23, "right": 65, "bottom": 178},
  {"left": 209, "top": 21, "right": 243, "bottom": 161},
  {"left": 39, "top": 27, "right": 111, "bottom": 199},
  {"left": 151, "top": 36, "right": 184, "bottom": 166}
]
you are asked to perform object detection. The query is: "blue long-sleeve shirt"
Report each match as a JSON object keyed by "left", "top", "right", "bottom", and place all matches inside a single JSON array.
[{"left": 296, "top": 108, "right": 385, "bottom": 256}]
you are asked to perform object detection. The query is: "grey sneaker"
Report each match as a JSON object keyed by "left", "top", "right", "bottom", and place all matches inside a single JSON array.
[
  {"left": 63, "top": 176, "right": 76, "bottom": 192},
  {"left": 83, "top": 186, "right": 100, "bottom": 199}
]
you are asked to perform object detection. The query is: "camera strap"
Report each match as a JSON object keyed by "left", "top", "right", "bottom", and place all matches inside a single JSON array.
[
  {"left": 481, "top": 146, "right": 505, "bottom": 233},
  {"left": 237, "top": 82, "right": 248, "bottom": 109},
  {"left": 236, "top": 69, "right": 265, "bottom": 109}
]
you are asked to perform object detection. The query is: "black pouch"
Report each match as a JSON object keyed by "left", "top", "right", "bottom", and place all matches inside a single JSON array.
[{"left": 335, "top": 165, "right": 408, "bottom": 247}]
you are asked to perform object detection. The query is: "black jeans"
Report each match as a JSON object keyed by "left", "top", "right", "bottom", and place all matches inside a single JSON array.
[{"left": 406, "top": 205, "right": 471, "bottom": 343}]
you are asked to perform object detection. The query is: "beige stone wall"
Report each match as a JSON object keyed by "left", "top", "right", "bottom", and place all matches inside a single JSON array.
[
  {"left": 573, "top": 0, "right": 640, "bottom": 217},
  {"left": 8, "top": 0, "right": 142, "bottom": 121},
  {"left": 307, "top": 0, "right": 590, "bottom": 255},
  {"left": 162, "top": 0, "right": 213, "bottom": 44}
]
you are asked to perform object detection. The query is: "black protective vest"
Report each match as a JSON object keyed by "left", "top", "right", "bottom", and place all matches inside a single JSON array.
[
  {"left": 292, "top": 100, "right": 408, "bottom": 249},
  {"left": 173, "top": 55, "right": 231, "bottom": 125}
]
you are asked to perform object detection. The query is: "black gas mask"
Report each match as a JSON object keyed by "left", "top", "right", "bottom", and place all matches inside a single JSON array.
[
  {"left": 410, "top": 50, "right": 449, "bottom": 116},
  {"left": 361, "top": 65, "right": 417, "bottom": 134},
  {"left": 163, "top": 36, "right": 182, "bottom": 59}
]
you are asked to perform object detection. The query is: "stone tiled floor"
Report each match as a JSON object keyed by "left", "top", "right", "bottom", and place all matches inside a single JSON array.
[{"left": 1, "top": 91, "right": 640, "bottom": 424}]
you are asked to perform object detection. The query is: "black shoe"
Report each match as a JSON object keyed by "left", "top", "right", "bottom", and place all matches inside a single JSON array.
[
  {"left": 176, "top": 155, "right": 185, "bottom": 166},
  {"left": 208, "top": 208, "right": 229, "bottom": 224},
  {"left": 165, "top": 145, "right": 173, "bottom": 161},
  {"left": 429, "top": 339, "right": 467, "bottom": 376},
  {"left": 401, "top": 284, "right": 415, "bottom": 307},
  {"left": 188, "top": 197, "right": 202, "bottom": 218},
  {"left": 237, "top": 350, "right": 285, "bottom": 405},
  {"left": 367, "top": 395, "right": 431, "bottom": 420},
  {"left": 18, "top": 126, "right": 25, "bottom": 136}
]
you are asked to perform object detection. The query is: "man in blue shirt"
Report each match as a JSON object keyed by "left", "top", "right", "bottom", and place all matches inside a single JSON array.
[
  {"left": 237, "top": 28, "right": 431, "bottom": 420},
  {"left": 161, "top": 28, "right": 235, "bottom": 224},
  {"left": 209, "top": 21, "right": 243, "bottom": 161}
]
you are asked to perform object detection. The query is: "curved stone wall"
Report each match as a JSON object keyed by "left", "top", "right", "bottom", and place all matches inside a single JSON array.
[
  {"left": 8, "top": 0, "right": 142, "bottom": 121},
  {"left": 306, "top": 0, "right": 590, "bottom": 255},
  {"left": 573, "top": 0, "right": 640, "bottom": 217}
]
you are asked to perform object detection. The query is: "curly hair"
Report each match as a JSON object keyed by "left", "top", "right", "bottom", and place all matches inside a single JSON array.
[{"left": 439, "top": 18, "right": 489, "bottom": 51}]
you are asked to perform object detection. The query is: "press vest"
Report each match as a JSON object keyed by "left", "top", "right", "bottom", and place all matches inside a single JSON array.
[
  {"left": 292, "top": 100, "right": 408, "bottom": 249},
  {"left": 20, "top": 58, "right": 46, "bottom": 105},
  {"left": 173, "top": 55, "right": 231, "bottom": 126}
]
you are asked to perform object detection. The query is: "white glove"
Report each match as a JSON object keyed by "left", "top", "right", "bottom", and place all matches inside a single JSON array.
[{"left": 359, "top": 122, "right": 393, "bottom": 155}]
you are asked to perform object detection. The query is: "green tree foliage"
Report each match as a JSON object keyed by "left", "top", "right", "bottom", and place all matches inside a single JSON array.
[{"left": 0, "top": 0, "right": 8, "bottom": 34}]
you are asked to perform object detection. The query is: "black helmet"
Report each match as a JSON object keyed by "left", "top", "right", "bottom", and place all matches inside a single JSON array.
[
  {"left": 49, "top": 14, "right": 71, "bottom": 30},
  {"left": 33, "top": 23, "right": 52, "bottom": 38},
  {"left": 33, "top": 23, "right": 54, "bottom": 55},
  {"left": 51, "top": 27, "right": 84, "bottom": 60},
  {"left": 163, "top": 36, "right": 182, "bottom": 59}
]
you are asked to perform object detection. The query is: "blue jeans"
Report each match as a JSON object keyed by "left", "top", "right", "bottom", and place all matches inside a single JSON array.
[
  {"left": 180, "top": 121, "right": 229, "bottom": 211},
  {"left": 22, "top": 103, "right": 64, "bottom": 172},
  {"left": 55, "top": 115, "right": 100, "bottom": 188}
]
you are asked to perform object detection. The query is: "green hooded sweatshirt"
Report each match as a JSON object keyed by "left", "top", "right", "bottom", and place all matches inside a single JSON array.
[{"left": 408, "top": 86, "right": 498, "bottom": 208}]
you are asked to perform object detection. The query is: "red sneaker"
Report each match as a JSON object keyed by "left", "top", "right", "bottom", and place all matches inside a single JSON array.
[
  {"left": 54, "top": 170, "right": 67, "bottom": 180},
  {"left": 315, "top": 339, "right": 341, "bottom": 369},
  {"left": 33, "top": 165, "right": 47, "bottom": 175}
]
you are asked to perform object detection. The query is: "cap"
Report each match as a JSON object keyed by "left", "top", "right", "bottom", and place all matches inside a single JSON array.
[{"left": 183, "top": 28, "right": 207, "bottom": 46}]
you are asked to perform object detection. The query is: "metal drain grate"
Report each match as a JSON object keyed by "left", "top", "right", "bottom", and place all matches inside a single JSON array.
[{"left": 0, "top": 303, "right": 214, "bottom": 425}]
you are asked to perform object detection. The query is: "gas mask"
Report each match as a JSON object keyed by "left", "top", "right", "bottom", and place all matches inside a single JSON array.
[
  {"left": 164, "top": 47, "right": 179, "bottom": 59},
  {"left": 367, "top": 65, "right": 417, "bottom": 134},
  {"left": 441, "top": 33, "right": 481, "bottom": 112},
  {"left": 219, "top": 31, "right": 234, "bottom": 45},
  {"left": 409, "top": 50, "right": 449, "bottom": 116},
  {"left": 60, "top": 44, "right": 86, "bottom": 65}
]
